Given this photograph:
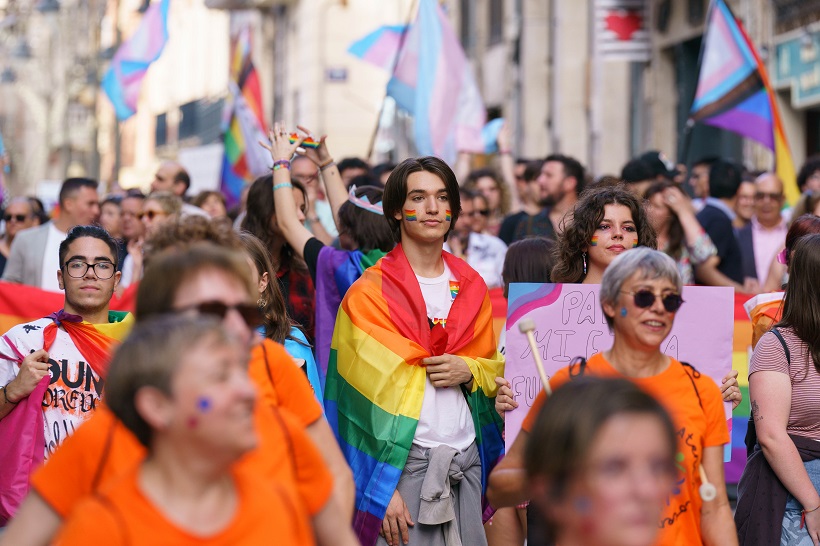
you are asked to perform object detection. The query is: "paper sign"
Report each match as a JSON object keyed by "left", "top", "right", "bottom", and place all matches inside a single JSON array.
[{"left": 504, "top": 283, "right": 735, "bottom": 459}]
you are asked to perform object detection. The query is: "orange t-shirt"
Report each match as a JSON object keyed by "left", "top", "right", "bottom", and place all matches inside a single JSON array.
[
  {"left": 32, "top": 340, "right": 332, "bottom": 520},
  {"left": 248, "top": 338, "right": 323, "bottom": 427},
  {"left": 54, "top": 462, "right": 313, "bottom": 546},
  {"left": 521, "top": 353, "right": 729, "bottom": 546}
]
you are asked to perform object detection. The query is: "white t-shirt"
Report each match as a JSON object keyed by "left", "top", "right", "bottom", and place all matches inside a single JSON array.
[
  {"left": 413, "top": 263, "right": 476, "bottom": 451},
  {"left": 0, "top": 318, "right": 104, "bottom": 459},
  {"left": 40, "top": 223, "right": 66, "bottom": 292}
]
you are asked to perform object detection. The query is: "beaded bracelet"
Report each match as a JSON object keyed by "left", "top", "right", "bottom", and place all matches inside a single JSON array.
[
  {"left": 273, "top": 159, "right": 291, "bottom": 171},
  {"left": 319, "top": 159, "right": 336, "bottom": 171},
  {"left": 273, "top": 182, "right": 293, "bottom": 191}
]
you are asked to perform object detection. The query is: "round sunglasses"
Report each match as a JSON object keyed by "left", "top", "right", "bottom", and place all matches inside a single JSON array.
[{"left": 620, "top": 290, "right": 684, "bottom": 313}]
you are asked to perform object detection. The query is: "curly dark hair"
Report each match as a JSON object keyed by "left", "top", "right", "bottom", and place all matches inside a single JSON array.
[{"left": 551, "top": 185, "right": 657, "bottom": 283}]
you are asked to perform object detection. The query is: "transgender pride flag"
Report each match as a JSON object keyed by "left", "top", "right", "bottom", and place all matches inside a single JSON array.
[
  {"left": 101, "top": 0, "right": 170, "bottom": 121},
  {"left": 384, "top": 0, "right": 485, "bottom": 163}
]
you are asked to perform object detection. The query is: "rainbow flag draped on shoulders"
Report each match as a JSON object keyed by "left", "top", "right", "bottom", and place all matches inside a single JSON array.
[
  {"left": 324, "top": 244, "right": 504, "bottom": 546},
  {"left": 314, "top": 246, "right": 388, "bottom": 391}
]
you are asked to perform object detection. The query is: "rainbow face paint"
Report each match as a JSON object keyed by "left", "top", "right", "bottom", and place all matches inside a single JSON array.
[
  {"left": 404, "top": 209, "right": 417, "bottom": 221},
  {"left": 445, "top": 209, "right": 452, "bottom": 222},
  {"left": 632, "top": 239, "right": 638, "bottom": 248},
  {"left": 590, "top": 235, "right": 599, "bottom": 246}
]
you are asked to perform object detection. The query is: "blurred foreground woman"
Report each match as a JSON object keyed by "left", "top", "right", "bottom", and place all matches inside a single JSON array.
[
  {"left": 55, "top": 315, "right": 312, "bottom": 544},
  {"left": 526, "top": 377, "right": 677, "bottom": 546}
]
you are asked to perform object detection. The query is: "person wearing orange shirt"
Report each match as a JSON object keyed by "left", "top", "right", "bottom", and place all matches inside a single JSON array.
[
  {"left": 488, "top": 248, "right": 739, "bottom": 546},
  {"left": 0, "top": 242, "right": 356, "bottom": 546},
  {"left": 55, "top": 314, "right": 313, "bottom": 545}
]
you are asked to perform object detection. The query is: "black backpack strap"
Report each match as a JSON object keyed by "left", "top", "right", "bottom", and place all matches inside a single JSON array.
[
  {"left": 568, "top": 356, "right": 587, "bottom": 379},
  {"left": 770, "top": 327, "right": 791, "bottom": 365},
  {"left": 679, "top": 362, "right": 705, "bottom": 412}
]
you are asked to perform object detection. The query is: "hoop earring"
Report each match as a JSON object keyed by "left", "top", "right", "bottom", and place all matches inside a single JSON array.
[{"left": 582, "top": 252, "right": 588, "bottom": 276}]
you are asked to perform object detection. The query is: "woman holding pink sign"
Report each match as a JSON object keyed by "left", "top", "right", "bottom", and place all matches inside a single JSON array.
[{"left": 489, "top": 248, "right": 739, "bottom": 546}]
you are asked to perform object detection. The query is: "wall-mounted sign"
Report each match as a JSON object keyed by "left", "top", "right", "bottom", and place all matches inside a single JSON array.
[{"left": 773, "top": 26, "right": 820, "bottom": 108}]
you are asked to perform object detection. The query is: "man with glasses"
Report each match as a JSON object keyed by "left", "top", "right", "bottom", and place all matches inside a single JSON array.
[
  {"left": 0, "top": 197, "right": 37, "bottom": 277},
  {"left": 3, "top": 178, "right": 100, "bottom": 290},
  {"left": 0, "top": 226, "right": 132, "bottom": 460},
  {"left": 738, "top": 172, "right": 788, "bottom": 289},
  {"left": 446, "top": 189, "right": 507, "bottom": 288}
]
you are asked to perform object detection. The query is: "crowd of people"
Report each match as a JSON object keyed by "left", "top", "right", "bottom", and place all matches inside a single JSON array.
[{"left": 0, "top": 125, "right": 817, "bottom": 546}]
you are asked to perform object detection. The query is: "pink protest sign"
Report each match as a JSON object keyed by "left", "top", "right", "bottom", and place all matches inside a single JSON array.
[{"left": 504, "top": 283, "right": 734, "bottom": 457}]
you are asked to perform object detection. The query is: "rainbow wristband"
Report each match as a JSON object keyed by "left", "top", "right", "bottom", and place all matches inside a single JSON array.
[
  {"left": 272, "top": 159, "right": 291, "bottom": 171},
  {"left": 273, "top": 182, "right": 293, "bottom": 191}
]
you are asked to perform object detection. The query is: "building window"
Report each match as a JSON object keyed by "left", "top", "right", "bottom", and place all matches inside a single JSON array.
[{"left": 488, "top": 0, "right": 503, "bottom": 46}]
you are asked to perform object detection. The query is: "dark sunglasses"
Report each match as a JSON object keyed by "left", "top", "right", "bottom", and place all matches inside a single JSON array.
[
  {"left": 3, "top": 214, "right": 28, "bottom": 223},
  {"left": 621, "top": 290, "right": 684, "bottom": 313},
  {"left": 468, "top": 209, "right": 490, "bottom": 217},
  {"left": 138, "top": 210, "right": 168, "bottom": 221},
  {"left": 754, "top": 192, "right": 783, "bottom": 202},
  {"left": 180, "top": 301, "right": 263, "bottom": 329}
]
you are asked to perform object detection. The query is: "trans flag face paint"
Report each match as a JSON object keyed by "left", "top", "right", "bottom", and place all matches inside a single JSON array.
[
  {"left": 445, "top": 209, "right": 452, "bottom": 222},
  {"left": 404, "top": 209, "right": 417, "bottom": 221}
]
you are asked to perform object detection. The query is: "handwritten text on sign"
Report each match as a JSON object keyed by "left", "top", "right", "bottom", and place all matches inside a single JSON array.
[{"left": 504, "top": 283, "right": 734, "bottom": 456}]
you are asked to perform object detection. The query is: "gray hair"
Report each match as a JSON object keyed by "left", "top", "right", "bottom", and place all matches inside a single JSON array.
[{"left": 600, "top": 248, "right": 682, "bottom": 330}]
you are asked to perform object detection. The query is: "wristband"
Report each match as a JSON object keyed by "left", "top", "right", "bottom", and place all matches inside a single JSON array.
[
  {"left": 1, "top": 385, "right": 18, "bottom": 405},
  {"left": 801, "top": 504, "right": 820, "bottom": 529},
  {"left": 273, "top": 182, "right": 293, "bottom": 191},
  {"left": 272, "top": 159, "right": 291, "bottom": 171},
  {"left": 319, "top": 159, "right": 336, "bottom": 171}
]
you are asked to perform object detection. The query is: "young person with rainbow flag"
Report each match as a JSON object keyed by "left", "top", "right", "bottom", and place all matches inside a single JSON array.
[
  {"left": 315, "top": 152, "right": 505, "bottom": 546},
  {"left": 0, "top": 225, "right": 133, "bottom": 522}
]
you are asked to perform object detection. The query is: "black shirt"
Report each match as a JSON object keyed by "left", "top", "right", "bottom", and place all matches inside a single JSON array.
[{"left": 695, "top": 204, "right": 744, "bottom": 284}]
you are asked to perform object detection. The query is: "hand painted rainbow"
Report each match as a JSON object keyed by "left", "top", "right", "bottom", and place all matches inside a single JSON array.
[
  {"left": 445, "top": 209, "right": 452, "bottom": 222},
  {"left": 288, "top": 133, "right": 320, "bottom": 148},
  {"left": 590, "top": 235, "right": 599, "bottom": 246},
  {"left": 404, "top": 210, "right": 417, "bottom": 221},
  {"left": 449, "top": 281, "right": 460, "bottom": 300}
]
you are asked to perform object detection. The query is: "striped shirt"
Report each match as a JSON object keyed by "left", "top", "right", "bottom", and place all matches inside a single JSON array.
[{"left": 750, "top": 327, "right": 820, "bottom": 439}]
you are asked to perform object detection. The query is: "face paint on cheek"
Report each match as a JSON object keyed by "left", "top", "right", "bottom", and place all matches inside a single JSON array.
[
  {"left": 404, "top": 210, "right": 417, "bottom": 221},
  {"left": 632, "top": 239, "right": 638, "bottom": 248},
  {"left": 574, "top": 497, "right": 597, "bottom": 536},
  {"left": 197, "top": 397, "right": 212, "bottom": 413},
  {"left": 186, "top": 417, "right": 198, "bottom": 429},
  {"left": 590, "top": 235, "right": 599, "bottom": 246},
  {"left": 445, "top": 209, "right": 451, "bottom": 222}
]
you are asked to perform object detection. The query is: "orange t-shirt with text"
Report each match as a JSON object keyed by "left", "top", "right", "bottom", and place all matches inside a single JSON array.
[
  {"left": 521, "top": 353, "right": 729, "bottom": 546},
  {"left": 54, "top": 462, "right": 313, "bottom": 546},
  {"left": 31, "top": 339, "right": 331, "bottom": 520}
]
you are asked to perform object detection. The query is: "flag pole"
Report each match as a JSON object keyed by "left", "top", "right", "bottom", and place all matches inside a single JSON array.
[
  {"left": 683, "top": 0, "right": 717, "bottom": 164},
  {"left": 365, "top": 0, "right": 418, "bottom": 162}
]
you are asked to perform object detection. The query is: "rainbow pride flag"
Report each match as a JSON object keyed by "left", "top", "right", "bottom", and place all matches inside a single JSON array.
[
  {"left": 220, "top": 24, "right": 269, "bottom": 209},
  {"left": 324, "top": 245, "right": 504, "bottom": 546},
  {"left": 690, "top": 0, "right": 798, "bottom": 204},
  {"left": 314, "top": 246, "right": 387, "bottom": 390},
  {"left": 725, "top": 292, "right": 756, "bottom": 483},
  {"left": 0, "top": 281, "right": 136, "bottom": 335}
]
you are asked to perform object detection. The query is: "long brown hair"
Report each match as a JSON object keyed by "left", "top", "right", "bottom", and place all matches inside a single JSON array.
[
  {"left": 551, "top": 185, "right": 657, "bottom": 283},
  {"left": 644, "top": 182, "right": 684, "bottom": 259},
  {"left": 238, "top": 231, "right": 291, "bottom": 344},
  {"left": 777, "top": 233, "right": 820, "bottom": 375}
]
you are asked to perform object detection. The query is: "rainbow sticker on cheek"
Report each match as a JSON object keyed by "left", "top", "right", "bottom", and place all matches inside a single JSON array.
[
  {"left": 632, "top": 239, "right": 638, "bottom": 248},
  {"left": 404, "top": 210, "right": 417, "bottom": 221},
  {"left": 590, "top": 235, "right": 599, "bottom": 246},
  {"left": 445, "top": 210, "right": 452, "bottom": 222}
]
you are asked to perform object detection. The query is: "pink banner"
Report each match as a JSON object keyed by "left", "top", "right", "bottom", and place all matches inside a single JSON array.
[{"left": 504, "top": 283, "right": 734, "bottom": 459}]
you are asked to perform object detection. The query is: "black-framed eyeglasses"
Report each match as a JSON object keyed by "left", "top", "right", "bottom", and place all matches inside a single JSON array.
[
  {"left": 179, "top": 301, "right": 263, "bottom": 329},
  {"left": 63, "top": 260, "right": 117, "bottom": 279},
  {"left": 3, "top": 214, "right": 29, "bottom": 223},
  {"left": 621, "top": 290, "right": 684, "bottom": 313}
]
